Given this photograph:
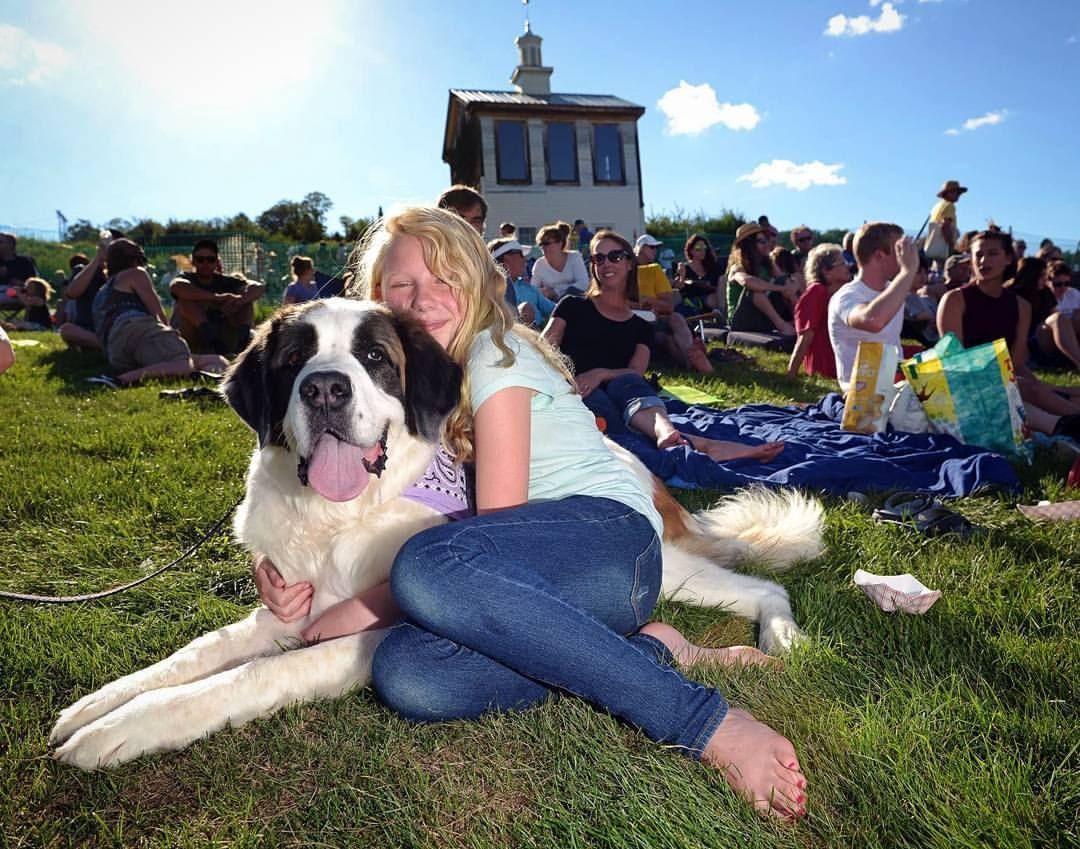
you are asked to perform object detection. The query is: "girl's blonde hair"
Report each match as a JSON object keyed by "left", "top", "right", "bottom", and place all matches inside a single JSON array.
[
  {"left": 349, "top": 204, "right": 574, "bottom": 461},
  {"left": 23, "top": 277, "right": 53, "bottom": 301}
]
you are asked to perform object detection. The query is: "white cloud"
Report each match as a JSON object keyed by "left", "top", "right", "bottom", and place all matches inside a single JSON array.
[
  {"left": 0, "top": 23, "right": 69, "bottom": 85},
  {"left": 736, "top": 160, "right": 847, "bottom": 191},
  {"left": 656, "top": 81, "right": 760, "bottom": 136},
  {"left": 944, "top": 109, "right": 1008, "bottom": 135},
  {"left": 826, "top": 2, "right": 905, "bottom": 36}
]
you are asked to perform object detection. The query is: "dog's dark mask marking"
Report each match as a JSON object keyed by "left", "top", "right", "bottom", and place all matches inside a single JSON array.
[
  {"left": 391, "top": 314, "right": 463, "bottom": 443},
  {"left": 222, "top": 305, "right": 317, "bottom": 448},
  {"left": 222, "top": 302, "right": 463, "bottom": 455}
]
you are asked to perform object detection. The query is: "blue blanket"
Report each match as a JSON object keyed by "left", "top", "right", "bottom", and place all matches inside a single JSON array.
[{"left": 608, "top": 393, "right": 1019, "bottom": 497}]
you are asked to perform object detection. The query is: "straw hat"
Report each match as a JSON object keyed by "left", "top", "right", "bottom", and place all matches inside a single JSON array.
[
  {"left": 937, "top": 180, "right": 968, "bottom": 198},
  {"left": 734, "top": 222, "right": 767, "bottom": 244}
]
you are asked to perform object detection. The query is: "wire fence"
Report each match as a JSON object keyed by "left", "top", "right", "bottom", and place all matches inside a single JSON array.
[{"left": 141, "top": 233, "right": 352, "bottom": 304}]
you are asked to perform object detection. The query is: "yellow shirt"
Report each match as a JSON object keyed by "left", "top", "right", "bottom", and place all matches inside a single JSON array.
[
  {"left": 636, "top": 263, "right": 673, "bottom": 300},
  {"left": 930, "top": 199, "right": 956, "bottom": 225}
]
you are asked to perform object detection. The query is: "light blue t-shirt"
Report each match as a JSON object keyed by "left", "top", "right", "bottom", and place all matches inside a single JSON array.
[{"left": 468, "top": 329, "right": 663, "bottom": 537}]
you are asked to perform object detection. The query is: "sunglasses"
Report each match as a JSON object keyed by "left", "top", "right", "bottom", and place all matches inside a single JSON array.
[
  {"left": 1052, "top": 280, "right": 1070, "bottom": 288},
  {"left": 193, "top": 255, "right": 217, "bottom": 263},
  {"left": 797, "top": 235, "right": 813, "bottom": 243},
  {"left": 591, "top": 250, "right": 631, "bottom": 265},
  {"left": 540, "top": 240, "right": 561, "bottom": 248}
]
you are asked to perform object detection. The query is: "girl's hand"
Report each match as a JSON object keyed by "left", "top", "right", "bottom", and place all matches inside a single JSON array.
[{"left": 254, "top": 556, "right": 312, "bottom": 622}]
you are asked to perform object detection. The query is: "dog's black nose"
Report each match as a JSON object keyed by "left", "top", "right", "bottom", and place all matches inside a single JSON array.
[{"left": 299, "top": 370, "right": 352, "bottom": 411}]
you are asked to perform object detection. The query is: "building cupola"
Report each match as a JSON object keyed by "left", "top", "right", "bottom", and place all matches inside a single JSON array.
[{"left": 511, "top": 20, "right": 553, "bottom": 95}]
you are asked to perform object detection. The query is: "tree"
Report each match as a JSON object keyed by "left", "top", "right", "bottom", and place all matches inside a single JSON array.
[
  {"left": 66, "top": 219, "right": 99, "bottom": 242},
  {"left": 129, "top": 218, "right": 166, "bottom": 242},
  {"left": 339, "top": 215, "right": 374, "bottom": 243},
  {"left": 256, "top": 192, "right": 334, "bottom": 242},
  {"left": 301, "top": 192, "right": 332, "bottom": 227}
]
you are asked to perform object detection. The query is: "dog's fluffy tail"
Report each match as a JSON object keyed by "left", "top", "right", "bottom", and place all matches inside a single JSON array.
[{"left": 656, "top": 481, "right": 824, "bottom": 572}]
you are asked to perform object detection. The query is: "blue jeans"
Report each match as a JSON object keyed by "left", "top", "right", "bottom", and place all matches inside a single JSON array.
[
  {"left": 581, "top": 373, "right": 665, "bottom": 437},
  {"left": 372, "top": 495, "right": 728, "bottom": 760}
]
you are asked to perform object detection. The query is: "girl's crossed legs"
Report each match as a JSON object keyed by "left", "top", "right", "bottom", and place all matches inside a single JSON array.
[{"left": 372, "top": 495, "right": 805, "bottom": 818}]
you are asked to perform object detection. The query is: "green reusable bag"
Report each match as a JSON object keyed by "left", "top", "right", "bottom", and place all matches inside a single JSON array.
[{"left": 899, "top": 333, "right": 1032, "bottom": 461}]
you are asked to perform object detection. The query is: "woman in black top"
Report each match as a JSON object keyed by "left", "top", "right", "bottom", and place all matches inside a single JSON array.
[
  {"left": 544, "top": 230, "right": 783, "bottom": 462},
  {"left": 675, "top": 233, "right": 722, "bottom": 318}
]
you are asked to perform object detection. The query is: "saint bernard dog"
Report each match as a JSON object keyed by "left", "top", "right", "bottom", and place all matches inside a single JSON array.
[{"left": 51, "top": 298, "right": 823, "bottom": 770}]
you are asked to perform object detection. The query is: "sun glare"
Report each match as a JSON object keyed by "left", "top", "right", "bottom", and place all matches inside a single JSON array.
[{"left": 71, "top": 0, "right": 347, "bottom": 118}]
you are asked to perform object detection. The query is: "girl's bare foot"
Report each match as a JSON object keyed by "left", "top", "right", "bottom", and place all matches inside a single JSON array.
[
  {"left": 703, "top": 708, "right": 806, "bottom": 820},
  {"left": 640, "top": 622, "right": 780, "bottom": 670}
]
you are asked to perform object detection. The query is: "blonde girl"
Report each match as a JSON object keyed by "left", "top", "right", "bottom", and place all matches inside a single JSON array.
[{"left": 258, "top": 206, "right": 807, "bottom": 820}]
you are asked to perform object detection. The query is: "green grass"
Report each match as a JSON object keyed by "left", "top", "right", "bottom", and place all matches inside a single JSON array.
[{"left": 2, "top": 332, "right": 1078, "bottom": 848}]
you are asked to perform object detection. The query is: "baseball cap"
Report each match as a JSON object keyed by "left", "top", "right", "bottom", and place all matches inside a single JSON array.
[
  {"left": 491, "top": 240, "right": 527, "bottom": 260},
  {"left": 635, "top": 234, "right": 663, "bottom": 249}
]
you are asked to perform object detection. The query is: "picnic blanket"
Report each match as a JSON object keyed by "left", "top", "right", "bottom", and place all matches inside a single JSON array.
[{"left": 608, "top": 393, "right": 1020, "bottom": 497}]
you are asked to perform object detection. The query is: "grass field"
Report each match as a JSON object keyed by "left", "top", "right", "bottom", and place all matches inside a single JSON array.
[{"left": 1, "top": 330, "right": 1077, "bottom": 848}]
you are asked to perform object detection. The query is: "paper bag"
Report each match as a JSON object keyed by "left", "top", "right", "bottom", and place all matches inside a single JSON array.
[{"left": 842, "top": 341, "right": 899, "bottom": 434}]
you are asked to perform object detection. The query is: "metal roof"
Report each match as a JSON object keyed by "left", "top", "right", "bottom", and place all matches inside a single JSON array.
[{"left": 449, "top": 89, "right": 643, "bottom": 111}]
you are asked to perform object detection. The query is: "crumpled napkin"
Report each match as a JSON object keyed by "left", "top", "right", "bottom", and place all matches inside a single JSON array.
[
  {"left": 1017, "top": 500, "right": 1080, "bottom": 522},
  {"left": 853, "top": 569, "right": 941, "bottom": 614}
]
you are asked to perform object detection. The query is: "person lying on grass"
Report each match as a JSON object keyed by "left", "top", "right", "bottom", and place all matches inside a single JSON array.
[
  {"left": 256, "top": 205, "right": 807, "bottom": 821},
  {"left": 90, "top": 239, "right": 228, "bottom": 386}
]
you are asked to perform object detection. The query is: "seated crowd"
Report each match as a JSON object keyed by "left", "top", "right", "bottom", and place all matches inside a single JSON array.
[{"left": 2, "top": 189, "right": 1078, "bottom": 446}]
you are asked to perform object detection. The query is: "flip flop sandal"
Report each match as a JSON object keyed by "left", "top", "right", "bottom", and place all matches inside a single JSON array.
[
  {"left": 159, "top": 386, "right": 222, "bottom": 402},
  {"left": 86, "top": 374, "right": 123, "bottom": 389},
  {"left": 872, "top": 492, "right": 978, "bottom": 537}
]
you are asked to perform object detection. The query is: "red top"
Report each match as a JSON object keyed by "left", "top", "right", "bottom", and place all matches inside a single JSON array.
[{"left": 793, "top": 283, "right": 837, "bottom": 378}]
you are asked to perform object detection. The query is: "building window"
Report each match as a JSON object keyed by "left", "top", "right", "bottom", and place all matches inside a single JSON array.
[
  {"left": 495, "top": 120, "right": 530, "bottom": 184},
  {"left": 545, "top": 123, "right": 578, "bottom": 184},
  {"left": 516, "top": 226, "right": 537, "bottom": 249},
  {"left": 593, "top": 124, "right": 625, "bottom": 184}
]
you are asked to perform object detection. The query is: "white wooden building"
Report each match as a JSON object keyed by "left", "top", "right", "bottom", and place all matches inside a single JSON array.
[{"left": 441, "top": 23, "right": 646, "bottom": 246}]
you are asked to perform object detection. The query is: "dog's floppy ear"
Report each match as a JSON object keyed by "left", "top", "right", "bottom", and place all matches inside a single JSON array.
[
  {"left": 393, "top": 315, "right": 462, "bottom": 443},
  {"left": 221, "top": 324, "right": 273, "bottom": 447}
]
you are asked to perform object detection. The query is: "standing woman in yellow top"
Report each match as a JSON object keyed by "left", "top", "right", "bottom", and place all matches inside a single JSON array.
[{"left": 925, "top": 179, "right": 967, "bottom": 260}]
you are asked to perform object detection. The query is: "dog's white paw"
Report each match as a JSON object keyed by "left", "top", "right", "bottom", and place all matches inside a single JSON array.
[
  {"left": 758, "top": 615, "right": 804, "bottom": 655},
  {"left": 52, "top": 690, "right": 188, "bottom": 770},
  {"left": 50, "top": 682, "right": 142, "bottom": 747},
  {"left": 53, "top": 715, "right": 147, "bottom": 770}
]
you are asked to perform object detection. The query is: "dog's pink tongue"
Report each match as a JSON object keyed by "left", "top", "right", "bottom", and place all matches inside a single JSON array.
[{"left": 306, "top": 434, "right": 378, "bottom": 502}]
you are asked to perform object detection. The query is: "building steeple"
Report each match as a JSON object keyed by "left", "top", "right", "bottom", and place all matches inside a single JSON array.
[{"left": 511, "top": 12, "right": 553, "bottom": 95}]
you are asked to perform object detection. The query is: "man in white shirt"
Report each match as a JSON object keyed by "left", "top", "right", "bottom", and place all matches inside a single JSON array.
[
  {"left": 827, "top": 222, "right": 920, "bottom": 393},
  {"left": 1051, "top": 262, "right": 1080, "bottom": 316}
]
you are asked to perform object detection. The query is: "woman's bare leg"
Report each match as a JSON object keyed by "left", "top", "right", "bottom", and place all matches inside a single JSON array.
[
  {"left": 1039, "top": 314, "right": 1080, "bottom": 370},
  {"left": 59, "top": 323, "right": 102, "bottom": 350},
  {"left": 117, "top": 357, "right": 196, "bottom": 385}
]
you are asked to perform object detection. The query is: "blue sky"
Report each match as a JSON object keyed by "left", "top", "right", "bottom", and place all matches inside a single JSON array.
[{"left": 2, "top": 0, "right": 1078, "bottom": 246}]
